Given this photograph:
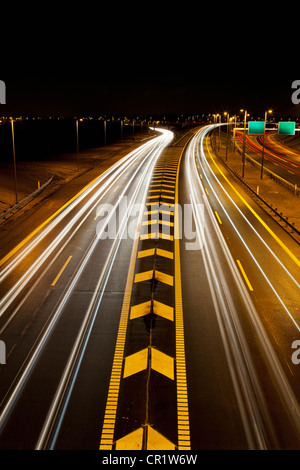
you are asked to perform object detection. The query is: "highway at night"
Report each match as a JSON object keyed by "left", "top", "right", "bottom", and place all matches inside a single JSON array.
[{"left": 0, "top": 119, "right": 300, "bottom": 452}]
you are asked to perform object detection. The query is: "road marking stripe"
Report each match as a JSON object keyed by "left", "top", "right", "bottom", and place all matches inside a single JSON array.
[
  {"left": 158, "top": 233, "right": 174, "bottom": 241},
  {"left": 115, "top": 425, "right": 175, "bottom": 450},
  {"left": 130, "top": 301, "right": 152, "bottom": 319},
  {"left": 145, "top": 201, "right": 160, "bottom": 206},
  {"left": 51, "top": 256, "right": 72, "bottom": 287},
  {"left": 140, "top": 232, "right": 157, "bottom": 240},
  {"left": 153, "top": 300, "right": 174, "bottom": 321},
  {"left": 123, "top": 348, "right": 148, "bottom": 378},
  {"left": 160, "top": 209, "right": 174, "bottom": 216},
  {"left": 138, "top": 247, "right": 173, "bottom": 260},
  {"left": 154, "top": 270, "right": 174, "bottom": 286},
  {"left": 159, "top": 220, "right": 174, "bottom": 227},
  {"left": 236, "top": 259, "right": 254, "bottom": 291},
  {"left": 142, "top": 219, "right": 158, "bottom": 226},
  {"left": 123, "top": 347, "right": 174, "bottom": 380},
  {"left": 138, "top": 248, "right": 156, "bottom": 258},
  {"left": 174, "top": 137, "right": 192, "bottom": 450},
  {"left": 156, "top": 248, "right": 174, "bottom": 259},
  {"left": 144, "top": 210, "right": 158, "bottom": 216},
  {"left": 215, "top": 211, "right": 222, "bottom": 225},
  {"left": 134, "top": 270, "right": 153, "bottom": 283}
]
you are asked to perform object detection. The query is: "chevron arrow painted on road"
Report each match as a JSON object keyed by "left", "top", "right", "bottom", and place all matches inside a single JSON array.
[
  {"left": 134, "top": 270, "right": 173, "bottom": 286},
  {"left": 130, "top": 300, "right": 174, "bottom": 321},
  {"left": 115, "top": 425, "right": 175, "bottom": 450},
  {"left": 123, "top": 347, "right": 174, "bottom": 380}
]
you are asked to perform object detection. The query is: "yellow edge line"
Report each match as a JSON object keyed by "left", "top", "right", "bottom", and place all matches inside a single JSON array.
[
  {"left": 174, "top": 131, "right": 198, "bottom": 450},
  {"left": 236, "top": 259, "right": 254, "bottom": 291},
  {"left": 51, "top": 255, "right": 72, "bottom": 287},
  {"left": 205, "top": 138, "right": 300, "bottom": 269}
]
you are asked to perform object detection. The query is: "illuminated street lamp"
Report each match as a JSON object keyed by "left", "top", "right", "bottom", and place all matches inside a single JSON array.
[{"left": 261, "top": 110, "right": 273, "bottom": 179}]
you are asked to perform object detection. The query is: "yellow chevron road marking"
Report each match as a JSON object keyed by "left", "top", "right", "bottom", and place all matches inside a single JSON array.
[
  {"left": 137, "top": 247, "right": 173, "bottom": 260},
  {"left": 138, "top": 248, "right": 156, "bottom": 258},
  {"left": 154, "top": 270, "right": 174, "bottom": 286},
  {"left": 115, "top": 425, "right": 175, "bottom": 450},
  {"left": 123, "top": 347, "right": 174, "bottom": 380},
  {"left": 123, "top": 348, "right": 148, "bottom": 378},
  {"left": 134, "top": 270, "right": 153, "bottom": 283},
  {"left": 156, "top": 248, "right": 174, "bottom": 259},
  {"left": 134, "top": 269, "right": 174, "bottom": 286},
  {"left": 130, "top": 300, "right": 174, "bottom": 321}
]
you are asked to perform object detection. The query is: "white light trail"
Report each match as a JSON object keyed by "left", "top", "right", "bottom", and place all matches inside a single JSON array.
[
  {"left": 0, "top": 128, "right": 173, "bottom": 432},
  {"left": 186, "top": 125, "right": 300, "bottom": 446},
  {"left": 0, "top": 130, "right": 173, "bottom": 319},
  {"left": 196, "top": 126, "right": 300, "bottom": 331}
]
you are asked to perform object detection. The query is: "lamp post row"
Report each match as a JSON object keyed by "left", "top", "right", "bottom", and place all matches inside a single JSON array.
[
  {"left": 215, "top": 109, "right": 273, "bottom": 180},
  {"left": 9, "top": 118, "right": 131, "bottom": 205}
]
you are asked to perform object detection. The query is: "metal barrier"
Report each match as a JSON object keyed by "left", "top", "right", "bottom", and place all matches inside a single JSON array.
[{"left": 0, "top": 175, "right": 54, "bottom": 222}]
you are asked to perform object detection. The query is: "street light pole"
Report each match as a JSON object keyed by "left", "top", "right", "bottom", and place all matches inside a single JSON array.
[
  {"left": 233, "top": 115, "right": 237, "bottom": 153},
  {"left": 241, "top": 109, "right": 247, "bottom": 178},
  {"left": 11, "top": 119, "right": 18, "bottom": 204},
  {"left": 225, "top": 113, "right": 229, "bottom": 161},
  {"left": 76, "top": 119, "right": 80, "bottom": 172},
  {"left": 261, "top": 110, "right": 272, "bottom": 179}
]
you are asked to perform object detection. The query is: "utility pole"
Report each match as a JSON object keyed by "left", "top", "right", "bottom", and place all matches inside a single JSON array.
[{"left": 261, "top": 110, "right": 272, "bottom": 179}]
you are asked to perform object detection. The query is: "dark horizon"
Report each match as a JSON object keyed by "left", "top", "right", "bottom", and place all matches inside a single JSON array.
[{"left": 1, "top": 76, "right": 299, "bottom": 119}]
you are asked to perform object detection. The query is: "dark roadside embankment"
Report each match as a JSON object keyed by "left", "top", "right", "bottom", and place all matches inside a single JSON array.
[{"left": 210, "top": 128, "right": 300, "bottom": 245}]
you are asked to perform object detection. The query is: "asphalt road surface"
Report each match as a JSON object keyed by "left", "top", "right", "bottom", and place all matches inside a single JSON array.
[{"left": 0, "top": 125, "right": 300, "bottom": 450}]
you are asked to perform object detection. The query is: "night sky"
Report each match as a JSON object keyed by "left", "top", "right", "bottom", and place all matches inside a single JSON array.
[
  {"left": 1, "top": 2, "right": 298, "bottom": 120},
  {"left": 1, "top": 74, "right": 297, "bottom": 119}
]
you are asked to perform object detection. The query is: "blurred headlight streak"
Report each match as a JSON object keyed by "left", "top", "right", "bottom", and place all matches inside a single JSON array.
[
  {"left": 0, "top": 129, "right": 173, "bottom": 319},
  {"left": 186, "top": 126, "right": 300, "bottom": 446}
]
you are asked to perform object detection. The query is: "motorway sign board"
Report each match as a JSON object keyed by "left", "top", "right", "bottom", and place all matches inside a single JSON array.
[
  {"left": 278, "top": 122, "right": 296, "bottom": 135},
  {"left": 248, "top": 121, "right": 265, "bottom": 135}
]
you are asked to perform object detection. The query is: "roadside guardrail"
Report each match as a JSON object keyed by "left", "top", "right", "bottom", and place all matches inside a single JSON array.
[{"left": 0, "top": 175, "right": 54, "bottom": 223}]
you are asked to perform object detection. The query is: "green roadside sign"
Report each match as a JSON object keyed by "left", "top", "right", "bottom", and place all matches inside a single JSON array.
[
  {"left": 278, "top": 122, "right": 296, "bottom": 135},
  {"left": 248, "top": 121, "right": 265, "bottom": 135}
]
